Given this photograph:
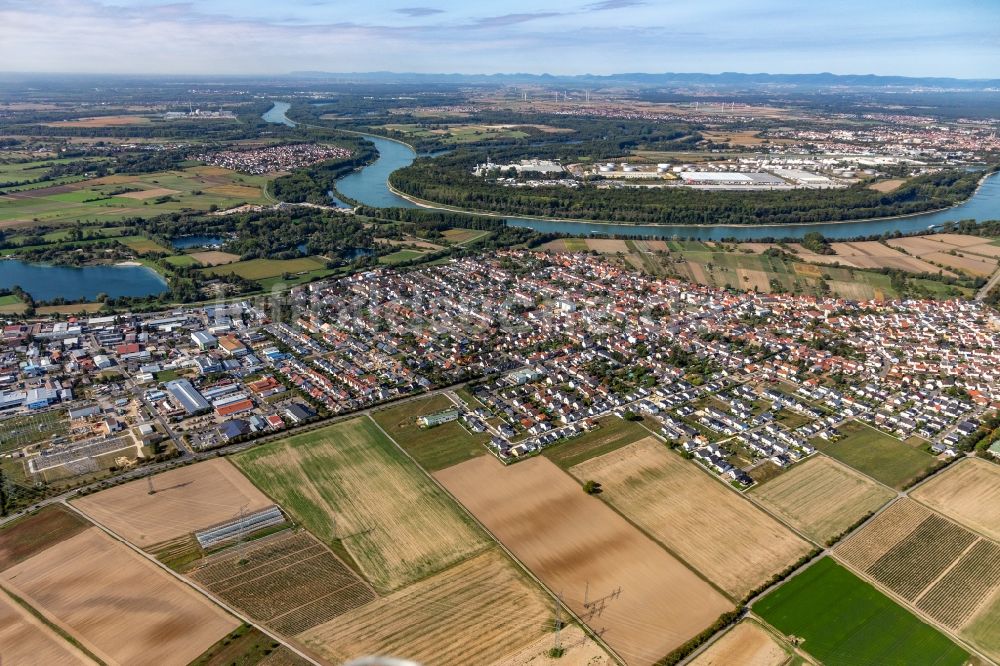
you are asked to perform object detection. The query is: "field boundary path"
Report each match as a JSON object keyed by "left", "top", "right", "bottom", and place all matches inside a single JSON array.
[
  {"left": 365, "top": 415, "right": 627, "bottom": 666},
  {"left": 59, "top": 501, "right": 325, "bottom": 666},
  {"left": 976, "top": 264, "right": 1000, "bottom": 301}
]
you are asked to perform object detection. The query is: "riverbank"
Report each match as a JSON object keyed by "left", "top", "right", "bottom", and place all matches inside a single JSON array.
[{"left": 388, "top": 174, "right": 995, "bottom": 231}]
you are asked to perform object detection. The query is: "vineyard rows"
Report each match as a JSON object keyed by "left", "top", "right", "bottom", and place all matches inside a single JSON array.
[
  {"left": 917, "top": 540, "right": 1000, "bottom": 628},
  {"left": 866, "top": 515, "right": 977, "bottom": 600},
  {"left": 189, "top": 530, "right": 376, "bottom": 634},
  {"left": 837, "top": 499, "right": 931, "bottom": 570}
]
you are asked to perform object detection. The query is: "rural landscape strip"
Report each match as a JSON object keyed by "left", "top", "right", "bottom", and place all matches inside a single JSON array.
[
  {"left": 364, "top": 415, "right": 628, "bottom": 664},
  {"left": 58, "top": 502, "right": 325, "bottom": 666}
]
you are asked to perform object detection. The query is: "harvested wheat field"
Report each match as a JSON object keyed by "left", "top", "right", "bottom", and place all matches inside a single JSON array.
[
  {"left": 189, "top": 250, "right": 241, "bottom": 266},
  {"left": 117, "top": 187, "right": 180, "bottom": 200},
  {"left": 234, "top": 418, "right": 488, "bottom": 593},
  {"left": 963, "top": 242, "right": 1000, "bottom": 259},
  {"left": 48, "top": 115, "right": 150, "bottom": 127},
  {"left": 205, "top": 184, "right": 263, "bottom": 198},
  {"left": 495, "top": 624, "right": 610, "bottom": 666},
  {"left": 737, "top": 268, "right": 771, "bottom": 292},
  {"left": 922, "top": 251, "right": 996, "bottom": 277},
  {"left": 436, "top": 455, "right": 732, "bottom": 666},
  {"left": 750, "top": 456, "right": 895, "bottom": 543},
  {"left": 0, "top": 588, "right": 96, "bottom": 665},
  {"left": 570, "top": 438, "right": 811, "bottom": 598},
  {"left": 932, "top": 233, "right": 996, "bottom": 248},
  {"left": 299, "top": 549, "right": 565, "bottom": 666},
  {"left": 911, "top": 458, "right": 1000, "bottom": 540},
  {"left": 869, "top": 178, "right": 907, "bottom": 192},
  {"left": 72, "top": 458, "right": 273, "bottom": 547},
  {"left": 585, "top": 238, "right": 629, "bottom": 253},
  {"left": 688, "top": 620, "right": 789, "bottom": 666},
  {"left": 0, "top": 527, "right": 238, "bottom": 666}
]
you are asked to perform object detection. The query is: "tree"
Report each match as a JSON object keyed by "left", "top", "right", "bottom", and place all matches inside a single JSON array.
[{"left": 582, "top": 480, "right": 602, "bottom": 494}]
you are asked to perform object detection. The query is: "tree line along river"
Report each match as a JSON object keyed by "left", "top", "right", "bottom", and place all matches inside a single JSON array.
[
  {"left": 3, "top": 103, "right": 998, "bottom": 305},
  {"left": 258, "top": 102, "right": 999, "bottom": 241}
]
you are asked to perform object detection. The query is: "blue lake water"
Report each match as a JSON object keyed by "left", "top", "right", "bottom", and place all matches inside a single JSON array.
[
  {"left": 0, "top": 260, "right": 168, "bottom": 302},
  {"left": 267, "top": 102, "right": 1000, "bottom": 240},
  {"left": 172, "top": 235, "right": 225, "bottom": 249}
]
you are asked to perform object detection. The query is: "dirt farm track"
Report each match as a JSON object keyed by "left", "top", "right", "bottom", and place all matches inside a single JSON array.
[{"left": 436, "top": 455, "right": 731, "bottom": 666}]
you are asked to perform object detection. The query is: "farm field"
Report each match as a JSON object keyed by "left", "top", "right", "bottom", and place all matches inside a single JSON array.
[
  {"left": 837, "top": 498, "right": 1000, "bottom": 661},
  {"left": 750, "top": 455, "right": 895, "bottom": 543},
  {"left": 569, "top": 438, "right": 812, "bottom": 598},
  {"left": 188, "top": 250, "right": 241, "bottom": 266},
  {"left": 493, "top": 623, "right": 609, "bottom": 666},
  {"left": 188, "top": 529, "right": 376, "bottom": 636},
  {"left": 234, "top": 417, "right": 488, "bottom": 593},
  {"left": 189, "top": 624, "right": 297, "bottom": 666},
  {"left": 436, "top": 455, "right": 732, "bottom": 666},
  {"left": 0, "top": 166, "right": 269, "bottom": 228},
  {"left": 910, "top": 458, "right": 1000, "bottom": 540},
  {"left": 0, "top": 505, "right": 90, "bottom": 570},
  {"left": 817, "top": 420, "right": 938, "bottom": 489},
  {"left": 299, "top": 549, "right": 562, "bottom": 666},
  {"left": 379, "top": 248, "right": 427, "bottom": 264},
  {"left": 888, "top": 236, "right": 1000, "bottom": 277},
  {"left": 547, "top": 238, "right": 972, "bottom": 299},
  {"left": 0, "top": 527, "right": 239, "bottom": 666},
  {"left": 119, "top": 235, "right": 173, "bottom": 254},
  {"left": 71, "top": 458, "right": 274, "bottom": 547},
  {"left": 0, "top": 588, "right": 96, "bottom": 666},
  {"left": 688, "top": 620, "right": 790, "bottom": 666},
  {"left": 370, "top": 394, "right": 488, "bottom": 471},
  {"left": 542, "top": 416, "right": 650, "bottom": 469},
  {"left": 440, "top": 227, "right": 491, "bottom": 244},
  {"left": 754, "top": 557, "right": 968, "bottom": 666},
  {"left": 202, "top": 256, "right": 328, "bottom": 280},
  {"left": 378, "top": 122, "right": 534, "bottom": 144}
]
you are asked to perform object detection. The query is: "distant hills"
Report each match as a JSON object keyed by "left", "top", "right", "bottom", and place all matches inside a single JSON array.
[{"left": 287, "top": 71, "right": 1000, "bottom": 91}]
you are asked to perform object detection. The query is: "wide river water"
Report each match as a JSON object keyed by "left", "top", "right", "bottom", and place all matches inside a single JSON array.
[{"left": 262, "top": 102, "right": 1000, "bottom": 240}]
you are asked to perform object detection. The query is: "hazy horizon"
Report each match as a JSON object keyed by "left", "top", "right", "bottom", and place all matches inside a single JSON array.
[{"left": 1, "top": 0, "right": 997, "bottom": 78}]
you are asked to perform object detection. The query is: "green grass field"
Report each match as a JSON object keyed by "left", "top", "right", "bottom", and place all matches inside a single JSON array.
[
  {"left": 754, "top": 557, "right": 968, "bottom": 666},
  {"left": 370, "top": 395, "right": 487, "bottom": 471},
  {"left": 233, "top": 417, "right": 487, "bottom": 592},
  {"left": 0, "top": 293, "right": 25, "bottom": 314},
  {"left": 542, "top": 417, "right": 651, "bottom": 469},
  {"left": 0, "top": 165, "right": 269, "bottom": 228},
  {"left": 163, "top": 254, "right": 199, "bottom": 267},
  {"left": 440, "top": 228, "right": 491, "bottom": 245},
  {"left": 203, "top": 256, "right": 327, "bottom": 280},
  {"left": 379, "top": 249, "right": 426, "bottom": 265},
  {"left": 119, "top": 236, "right": 173, "bottom": 255},
  {"left": 818, "top": 420, "right": 938, "bottom": 489}
]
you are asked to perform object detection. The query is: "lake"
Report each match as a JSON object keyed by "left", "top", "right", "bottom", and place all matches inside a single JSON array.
[
  {"left": 172, "top": 235, "right": 225, "bottom": 249},
  {"left": 266, "top": 102, "right": 1000, "bottom": 240},
  {"left": 0, "top": 260, "right": 168, "bottom": 303}
]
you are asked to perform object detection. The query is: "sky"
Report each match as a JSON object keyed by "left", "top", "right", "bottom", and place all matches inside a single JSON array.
[{"left": 1, "top": 0, "right": 998, "bottom": 78}]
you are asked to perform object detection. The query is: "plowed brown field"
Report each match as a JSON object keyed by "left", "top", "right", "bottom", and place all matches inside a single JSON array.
[{"left": 436, "top": 455, "right": 732, "bottom": 666}]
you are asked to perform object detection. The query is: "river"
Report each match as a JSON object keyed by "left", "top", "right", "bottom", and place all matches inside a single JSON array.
[
  {"left": 269, "top": 101, "right": 1000, "bottom": 240},
  {"left": 0, "top": 261, "right": 168, "bottom": 303}
]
